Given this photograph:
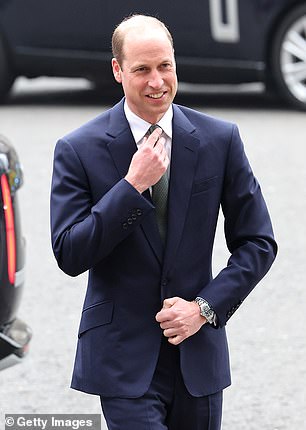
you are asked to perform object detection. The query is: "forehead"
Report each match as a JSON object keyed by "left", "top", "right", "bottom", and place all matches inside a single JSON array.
[{"left": 122, "top": 28, "right": 174, "bottom": 63}]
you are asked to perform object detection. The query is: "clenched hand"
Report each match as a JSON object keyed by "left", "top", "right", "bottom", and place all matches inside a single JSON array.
[{"left": 155, "top": 297, "right": 207, "bottom": 345}]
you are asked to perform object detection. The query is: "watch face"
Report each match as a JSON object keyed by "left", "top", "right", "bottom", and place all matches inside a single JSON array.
[
  {"left": 195, "top": 298, "right": 214, "bottom": 320},
  {"left": 201, "top": 304, "right": 213, "bottom": 318}
]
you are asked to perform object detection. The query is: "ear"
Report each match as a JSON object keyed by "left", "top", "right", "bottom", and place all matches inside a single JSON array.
[{"left": 112, "top": 58, "right": 122, "bottom": 83}]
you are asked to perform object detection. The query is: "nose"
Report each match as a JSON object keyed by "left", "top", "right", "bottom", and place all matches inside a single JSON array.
[{"left": 148, "top": 70, "right": 164, "bottom": 89}]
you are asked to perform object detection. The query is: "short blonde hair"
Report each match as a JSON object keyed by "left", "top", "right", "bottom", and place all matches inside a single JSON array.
[{"left": 112, "top": 14, "right": 174, "bottom": 67}]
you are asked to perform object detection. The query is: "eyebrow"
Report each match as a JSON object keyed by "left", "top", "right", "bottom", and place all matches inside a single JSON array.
[{"left": 130, "top": 58, "right": 174, "bottom": 71}]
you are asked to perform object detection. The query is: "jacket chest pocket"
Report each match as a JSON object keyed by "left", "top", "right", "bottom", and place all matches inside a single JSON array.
[{"left": 192, "top": 176, "right": 219, "bottom": 195}]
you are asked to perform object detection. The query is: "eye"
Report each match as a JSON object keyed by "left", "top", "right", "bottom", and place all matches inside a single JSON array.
[
  {"left": 135, "top": 66, "right": 148, "bottom": 73},
  {"left": 161, "top": 63, "right": 172, "bottom": 70}
]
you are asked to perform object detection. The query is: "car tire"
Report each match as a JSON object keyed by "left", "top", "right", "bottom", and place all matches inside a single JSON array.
[
  {"left": 270, "top": 4, "right": 306, "bottom": 110},
  {"left": 0, "top": 36, "right": 14, "bottom": 103}
]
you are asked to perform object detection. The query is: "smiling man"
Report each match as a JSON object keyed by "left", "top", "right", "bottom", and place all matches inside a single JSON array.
[{"left": 50, "top": 14, "right": 277, "bottom": 430}]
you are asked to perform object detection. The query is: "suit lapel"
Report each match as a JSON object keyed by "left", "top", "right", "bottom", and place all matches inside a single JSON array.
[
  {"left": 106, "top": 100, "right": 137, "bottom": 179},
  {"left": 163, "top": 106, "right": 199, "bottom": 274},
  {"left": 106, "top": 99, "right": 163, "bottom": 264}
]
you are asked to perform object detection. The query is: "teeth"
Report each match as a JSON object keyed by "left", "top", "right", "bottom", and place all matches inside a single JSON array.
[{"left": 148, "top": 93, "right": 164, "bottom": 99}]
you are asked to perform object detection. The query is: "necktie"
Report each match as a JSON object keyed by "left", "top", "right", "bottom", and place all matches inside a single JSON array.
[{"left": 147, "top": 124, "right": 168, "bottom": 244}]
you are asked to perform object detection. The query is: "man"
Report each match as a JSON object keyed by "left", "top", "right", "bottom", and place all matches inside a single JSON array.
[{"left": 50, "top": 14, "right": 277, "bottom": 430}]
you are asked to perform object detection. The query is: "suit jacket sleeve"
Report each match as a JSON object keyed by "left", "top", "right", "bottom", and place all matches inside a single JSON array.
[
  {"left": 198, "top": 125, "right": 277, "bottom": 328},
  {"left": 50, "top": 138, "right": 154, "bottom": 276}
]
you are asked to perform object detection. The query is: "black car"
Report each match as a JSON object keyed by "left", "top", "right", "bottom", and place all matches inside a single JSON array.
[
  {"left": 0, "top": 135, "right": 31, "bottom": 370},
  {"left": 0, "top": 0, "right": 305, "bottom": 109}
]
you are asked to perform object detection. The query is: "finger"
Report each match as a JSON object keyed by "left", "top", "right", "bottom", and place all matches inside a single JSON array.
[
  {"left": 159, "top": 321, "right": 173, "bottom": 330},
  {"left": 163, "top": 297, "right": 179, "bottom": 308},
  {"left": 156, "top": 297, "right": 179, "bottom": 322},
  {"left": 163, "top": 328, "right": 177, "bottom": 338},
  {"left": 155, "top": 310, "right": 164, "bottom": 322},
  {"left": 163, "top": 153, "right": 170, "bottom": 166},
  {"left": 155, "top": 136, "right": 166, "bottom": 150},
  {"left": 155, "top": 309, "right": 170, "bottom": 322},
  {"left": 167, "top": 335, "right": 183, "bottom": 346},
  {"left": 152, "top": 137, "right": 166, "bottom": 154},
  {"left": 146, "top": 128, "right": 163, "bottom": 147}
]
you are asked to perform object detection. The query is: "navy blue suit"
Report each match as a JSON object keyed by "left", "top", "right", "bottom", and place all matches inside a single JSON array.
[{"left": 50, "top": 99, "right": 277, "bottom": 400}]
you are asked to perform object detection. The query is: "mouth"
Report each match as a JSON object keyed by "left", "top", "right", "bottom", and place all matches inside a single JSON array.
[{"left": 146, "top": 92, "right": 166, "bottom": 99}]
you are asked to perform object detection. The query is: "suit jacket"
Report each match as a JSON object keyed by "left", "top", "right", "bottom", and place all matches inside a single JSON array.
[{"left": 50, "top": 99, "right": 277, "bottom": 398}]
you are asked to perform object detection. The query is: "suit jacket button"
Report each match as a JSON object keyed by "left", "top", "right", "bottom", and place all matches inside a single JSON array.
[
  {"left": 131, "top": 214, "right": 137, "bottom": 220},
  {"left": 127, "top": 218, "right": 133, "bottom": 225},
  {"left": 136, "top": 209, "right": 142, "bottom": 216},
  {"left": 122, "top": 222, "right": 128, "bottom": 230}
]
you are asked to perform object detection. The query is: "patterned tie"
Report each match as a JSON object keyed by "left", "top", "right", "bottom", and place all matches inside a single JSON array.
[{"left": 148, "top": 124, "right": 168, "bottom": 244}]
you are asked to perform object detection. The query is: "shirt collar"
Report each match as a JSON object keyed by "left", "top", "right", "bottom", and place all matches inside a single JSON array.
[{"left": 124, "top": 101, "right": 173, "bottom": 144}]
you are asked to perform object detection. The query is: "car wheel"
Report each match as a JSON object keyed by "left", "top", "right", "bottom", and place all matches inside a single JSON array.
[
  {"left": 271, "top": 4, "right": 306, "bottom": 110},
  {"left": 0, "top": 36, "right": 14, "bottom": 103}
]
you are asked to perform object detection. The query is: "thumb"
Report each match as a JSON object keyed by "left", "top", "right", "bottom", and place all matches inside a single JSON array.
[{"left": 163, "top": 297, "right": 179, "bottom": 309}]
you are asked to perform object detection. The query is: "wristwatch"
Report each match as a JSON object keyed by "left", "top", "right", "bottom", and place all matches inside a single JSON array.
[{"left": 194, "top": 297, "right": 215, "bottom": 324}]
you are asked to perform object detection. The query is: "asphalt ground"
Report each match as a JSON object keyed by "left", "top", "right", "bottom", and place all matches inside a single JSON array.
[{"left": 0, "top": 78, "right": 305, "bottom": 429}]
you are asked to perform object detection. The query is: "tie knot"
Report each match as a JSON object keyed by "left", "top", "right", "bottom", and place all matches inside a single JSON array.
[{"left": 148, "top": 124, "right": 162, "bottom": 135}]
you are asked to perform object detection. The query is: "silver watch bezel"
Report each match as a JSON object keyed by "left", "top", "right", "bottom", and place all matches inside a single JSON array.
[{"left": 194, "top": 297, "right": 214, "bottom": 323}]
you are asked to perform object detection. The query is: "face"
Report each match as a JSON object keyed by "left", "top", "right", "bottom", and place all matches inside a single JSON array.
[{"left": 112, "top": 29, "right": 178, "bottom": 124}]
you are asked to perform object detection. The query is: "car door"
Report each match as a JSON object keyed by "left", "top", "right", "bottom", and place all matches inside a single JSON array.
[{"left": 1, "top": 0, "right": 108, "bottom": 51}]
